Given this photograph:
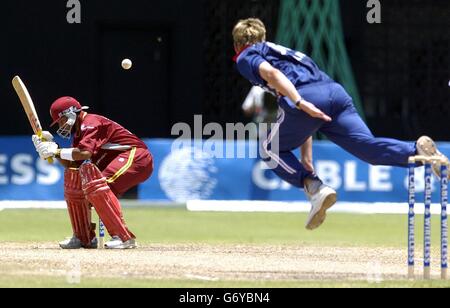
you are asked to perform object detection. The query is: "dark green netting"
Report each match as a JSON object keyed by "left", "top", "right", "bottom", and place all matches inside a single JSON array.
[{"left": 276, "top": 0, "right": 365, "bottom": 120}]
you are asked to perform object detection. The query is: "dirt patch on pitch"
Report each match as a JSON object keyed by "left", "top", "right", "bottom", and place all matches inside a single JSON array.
[{"left": 0, "top": 242, "right": 440, "bottom": 282}]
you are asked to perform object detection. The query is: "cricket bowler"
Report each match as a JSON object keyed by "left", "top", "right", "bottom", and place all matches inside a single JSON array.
[
  {"left": 32, "top": 97, "right": 153, "bottom": 249},
  {"left": 232, "top": 18, "right": 450, "bottom": 230}
]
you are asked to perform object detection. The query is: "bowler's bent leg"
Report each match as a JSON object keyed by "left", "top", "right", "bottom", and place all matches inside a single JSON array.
[
  {"left": 261, "top": 107, "right": 322, "bottom": 189},
  {"left": 261, "top": 104, "right": 337, "bottom": 231}
]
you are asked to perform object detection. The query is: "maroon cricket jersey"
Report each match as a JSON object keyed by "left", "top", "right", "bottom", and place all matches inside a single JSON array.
[{"left": 72, "top": 113, "right": 148, "bottom": 165}]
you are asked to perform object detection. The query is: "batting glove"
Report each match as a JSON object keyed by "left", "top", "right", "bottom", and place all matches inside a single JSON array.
[
  {"left": 40, "top": 131, "right": 54, "bottom": 142},
  {"left": 32, "top": 135, "right": 42, "bottom": 149},
  {"left": 32, "top": 131, "right": 54, "bottom": 149},
  {"left": 36, "top": 142, "right": 59, "bottom": 160}
]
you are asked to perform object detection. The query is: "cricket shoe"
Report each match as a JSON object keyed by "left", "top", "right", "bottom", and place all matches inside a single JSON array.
[
  {"left": 104, "top": 236, "right": 137, "bottom": 250},
  {"left": 416, "top": 136, "right": 450, "bottom": 180},
  {"left": 59, "top": 236, "right": 98, "bottom": 249},
  {"left": 305, "top": 185, "right": 337, "bottom": 231}
]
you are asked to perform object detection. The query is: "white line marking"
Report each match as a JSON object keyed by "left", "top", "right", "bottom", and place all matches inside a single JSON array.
[{"left": 184, "top": 274, "right": 219, "bottom": 282}]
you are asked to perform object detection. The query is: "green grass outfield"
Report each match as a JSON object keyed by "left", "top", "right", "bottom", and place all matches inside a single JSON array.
[{"left": 0, "top": 207, "right": 449, "bottom": 288}]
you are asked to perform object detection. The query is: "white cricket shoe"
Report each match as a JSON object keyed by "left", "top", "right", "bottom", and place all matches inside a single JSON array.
[
  {"left": 416, "top": 136, "right": 450, "bottom": 179},
  {"left": 59, "top": 236, "right": 98, "bottom": 249},
  {"left": 305, "top": 185, "right": 337, "bottom": 231},
  {"left": 104, "top": 236, "right": 137, "bottom": 249}
]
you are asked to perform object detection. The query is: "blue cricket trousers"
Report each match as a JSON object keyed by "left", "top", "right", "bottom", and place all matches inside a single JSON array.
[{"left": 262, "top": 82, "right": 417, "bottom": 188}]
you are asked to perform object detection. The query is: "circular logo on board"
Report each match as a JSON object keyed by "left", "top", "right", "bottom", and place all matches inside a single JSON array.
[{"left": 158, "top": 147, "right": 218, "bottom": 202}]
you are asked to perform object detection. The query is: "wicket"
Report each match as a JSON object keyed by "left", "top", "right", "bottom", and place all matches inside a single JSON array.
[
  {"left": 98, "top": 219, "right": 105, "bottom": 249},
  {"left": 408, "top": 155, "right": 448, "bottom": 280}
]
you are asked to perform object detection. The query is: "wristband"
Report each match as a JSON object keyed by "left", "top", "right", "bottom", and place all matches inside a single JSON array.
[
  {"left": 60, "top": 148, "right": 75, "bottom": 161},
  {"left": 295, "top": 99, "right": 303, "bottom": 110}
]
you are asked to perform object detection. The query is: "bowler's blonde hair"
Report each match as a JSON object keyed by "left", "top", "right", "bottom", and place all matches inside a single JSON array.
[{"left": 232, "top": 18, "right": 266, "bottom": 50}]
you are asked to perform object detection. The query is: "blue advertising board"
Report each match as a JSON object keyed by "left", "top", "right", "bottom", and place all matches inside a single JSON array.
[
  {"left": 139, "top": 139, "right": 450, "bottom": 203},
  {"left": 1, "top": 137, "right": 449, "bottom": 203},
  {"left": 0, "top": 137, "right": 65, "bottom": 200}
]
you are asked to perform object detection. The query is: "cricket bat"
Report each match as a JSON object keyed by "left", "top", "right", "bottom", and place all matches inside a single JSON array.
[{"left": 12, "top": 76, "right": 53, "bottom": 163}]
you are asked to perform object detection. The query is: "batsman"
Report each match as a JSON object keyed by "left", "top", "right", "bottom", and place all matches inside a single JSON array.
[{"left": 32, "top": 97, "right": 153, "bottom": 249}]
